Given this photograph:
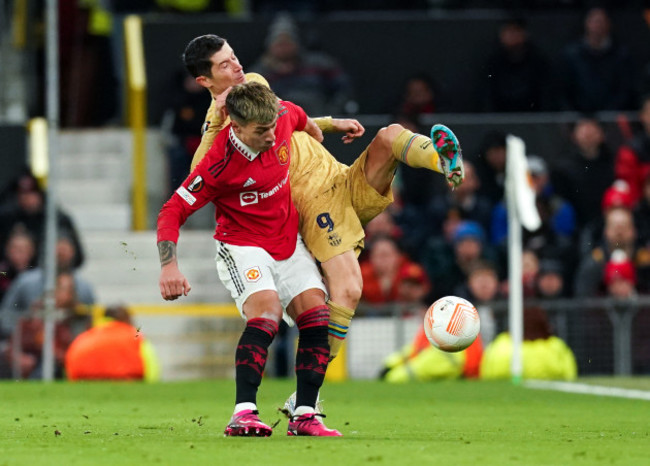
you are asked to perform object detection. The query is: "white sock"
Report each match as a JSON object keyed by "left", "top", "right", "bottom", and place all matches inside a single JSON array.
[
  {"left": 293, "top": 405, "right": 316, "bottom": 417},
  {"left": 234, "top": 402, "right": 257, "bottom": 415}
]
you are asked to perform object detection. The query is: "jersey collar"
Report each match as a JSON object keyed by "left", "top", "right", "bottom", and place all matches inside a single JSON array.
[{"left": 229, "top": 128, "right": 260, "bottom": 162}]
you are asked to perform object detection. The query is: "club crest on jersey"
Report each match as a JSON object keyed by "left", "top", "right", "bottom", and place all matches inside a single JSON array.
[
  {"left": 240, "top": 191, "right": 259, "bottom": 206},
  {"left": 275, "top": 141, "right": 289, "bottom": 165},
  {"left": 188, "top": 175, "right": 204, "bottom": 193},
  {"left": 201, "top": 121, "right": 210, "bottom": 135},
  {"left": 244, "top": 266, "right": 262, "bottom": 282},
  {"left": 328, "top": 233, "right": 342, "bottom": 247}
]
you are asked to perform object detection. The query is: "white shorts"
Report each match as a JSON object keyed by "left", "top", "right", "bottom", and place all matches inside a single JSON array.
[{"left": 214, "top": 235, "right": 327, "bottom": 326}]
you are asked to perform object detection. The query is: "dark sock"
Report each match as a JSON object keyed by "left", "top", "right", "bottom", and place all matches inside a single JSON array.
[
  {"left": 235, "top": 317, "right": 278, "bottom": 405},
  {"left": 295, "top": 305, "right": 330, "bottom": 408}
]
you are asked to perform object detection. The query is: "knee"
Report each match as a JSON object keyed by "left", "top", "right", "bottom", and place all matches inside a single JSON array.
[
  {"left": 329, "top": 276, "right": 362, "bottom": 309},
  {"left": 374, "top": 124, "right": 404, "bottom": 149}
]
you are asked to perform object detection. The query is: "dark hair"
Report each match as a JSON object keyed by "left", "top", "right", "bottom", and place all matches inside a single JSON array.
[
  {"left": 467, "top": 260, "right": 498, "bottom": 277},
  {"left": 182, "top": 34, "right": 226, "bottom": 78},
  {"left": 367, "top": 233, "right": 402, "bottom": 252},
  {"left": 104, "top": 305, "right": 132, "bottom": 324}
]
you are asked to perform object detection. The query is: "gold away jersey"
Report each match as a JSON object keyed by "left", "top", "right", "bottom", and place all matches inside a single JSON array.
[{"left": 191, "top": 73, "right": 391, "bottom": 262}]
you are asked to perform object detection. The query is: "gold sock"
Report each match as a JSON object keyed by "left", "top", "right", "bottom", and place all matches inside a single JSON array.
[
  {"left": 392, "top": 128, "right": 443, "bottom": 173},
  {"left": 327, "top": 300, "right": 355, "bottom": 360}
]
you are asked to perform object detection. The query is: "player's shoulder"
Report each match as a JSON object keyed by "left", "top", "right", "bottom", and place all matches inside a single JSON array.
[
  {"left": 245, "top": 72, "right": 270, "bottom": 89},
  {"left": 202, "top": 130, "right": 235, "bottom": 170},
  {"left": 278, "top": 100, "right": 303, "bottom": 119}
]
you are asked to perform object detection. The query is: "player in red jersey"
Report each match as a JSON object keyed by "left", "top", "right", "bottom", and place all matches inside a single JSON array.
[
  {"left": 157, "top": 82, "right": 341, "bottom": 437},
  {"left": 184, "top": 35, "right": 464, "bottom": 365}
]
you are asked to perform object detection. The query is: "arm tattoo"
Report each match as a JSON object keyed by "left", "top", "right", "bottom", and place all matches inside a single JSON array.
[{"left": 158, "top": 241, "right": 176, "bottom": 266}]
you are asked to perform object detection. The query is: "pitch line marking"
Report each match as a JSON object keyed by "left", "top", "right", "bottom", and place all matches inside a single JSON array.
[{"left": 524, "top": 380, "right": 650, "bottom": 401}]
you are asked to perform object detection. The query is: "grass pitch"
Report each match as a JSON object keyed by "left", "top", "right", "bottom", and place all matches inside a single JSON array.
[{"left": 2, "top": 378, "right": 648, "bottom": 465}]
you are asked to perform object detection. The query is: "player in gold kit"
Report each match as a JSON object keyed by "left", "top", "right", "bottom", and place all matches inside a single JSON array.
[{"left": 182, "top": 34, "right": 464, "bottom": 395}]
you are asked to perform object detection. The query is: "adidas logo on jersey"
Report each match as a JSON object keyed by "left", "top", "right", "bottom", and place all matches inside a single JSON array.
[{"left": 243, "top": 178, "right": 256, "bottom": 187}]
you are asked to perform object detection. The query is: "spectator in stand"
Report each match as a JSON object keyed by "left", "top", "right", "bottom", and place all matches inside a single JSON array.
[
  {"left": 0, "top": 236, "right": 95, "bottom": 339},
  {"left": 603, "top": 249, "right": 637, "bottom": 299},
  {"left": 395, "top": 263, "right": 431, "bottom": 312},
  {"left": 0, "top": 271, "right": 80, "bottom": 379},
  {"left": 559, "top": 7, "right": 636, "bottom": 112},
  {"left": 0, "top": 227, "right": 37, "bottom": 302},
  {"left": 424, "top": 221, "right": 499, "bottom": 300},
  {"left": 535, "top": 259, "right": 567, "bottom": 299},
  {"left": 522, "top": 249, "right": 541, "bottom": 298},
  {"left": 572, "top": 206, "right": 650, "bottom": 374},
  {"left": 480, "top": 306, "right": 577, "bottom": 381},
  {"left": 426, "top": 160, "right": 493, "bottom": 239},
  {"left": 360, "top": 235, "right": 428, "bottom": 305},
  {"left": 481, "top": 16, "right": 551, "bottom": 112},
  {"left": 161, "top": 71, "right": 210, "bottom": 197},
  {"left": 472, "top": 131, "right": 507, "bottom": 204},
  {"left": 615, "top": 94, "right": 650, "bottom": 203},
  {"left": 65, "top": 305, "right": 160, "bottom": 382},
  {"left": 58, "top": 0, "right": 118, "bottom": 126},
  {"left": 578, "top": 249, "right": 640, "bottom": 375},
  {"left": 633, "top": 173, "right": 650, "bottom": 247},
  {"left": 552, "top": 117, "right": 615, "bottom": 229},
  {"left": 578, "top": 180, "right": 635, "bottom": 258},
  {"left": 249, "top": 13, "right": 355, "bottom": 116},
  {"left": 574, "top": 206, "right": 650, "bottom": 297},
  {"left": 395, "top": 74, "right": 437, "bottom": 119},
  {"left": 454, "top": 260, "right": 500, "bottom": 345},
  {"left": 398, "top": 160, "right": 492, "bottom": 259},
  {"left": 363, "top": 211, "right": 402, "bottom": 246},
  {"left": 491, "top": 156, "right": 577, "bottom": 274},
  {"left": 0, "top": 170, "right": 85, "bottom": 269}
]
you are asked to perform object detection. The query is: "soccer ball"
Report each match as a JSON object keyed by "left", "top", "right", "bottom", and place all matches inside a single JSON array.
[{"left": 424, "top": 296, "right": 480, "bottom": 352}]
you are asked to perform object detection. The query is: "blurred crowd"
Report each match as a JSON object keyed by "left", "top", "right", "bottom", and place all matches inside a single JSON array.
[
  {"left": 360, "top": 92, "right": 650, "bottom": 375},
  {"left": 0, "top": 169, "right": 158, "bottom": 381},
  {"left": 22, "top": 3, "right": 650, "bottom": 126}
]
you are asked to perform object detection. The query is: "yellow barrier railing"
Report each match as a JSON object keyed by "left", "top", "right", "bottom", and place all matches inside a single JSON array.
[
  {"left": 124, "top": 15, "right": 148, "bottom": 231},
  {"left": 90, "top": 303, "right": 240, "bottom": 326}
]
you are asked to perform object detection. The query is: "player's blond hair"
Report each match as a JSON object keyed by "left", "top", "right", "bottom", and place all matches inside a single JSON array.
[{"left": 226, "top": 82, "right": 279, "bottom": 126}]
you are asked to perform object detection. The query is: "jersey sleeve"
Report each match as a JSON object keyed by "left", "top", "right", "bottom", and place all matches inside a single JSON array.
[
  {"left": 190, "top": 99, "right": 229, "bottom": 171},
  {"left": 280, "top": 100, "right": 307, "bottom": 132},
  {"left": 157, "top": 160, "right": 220, "bottom": 244}
]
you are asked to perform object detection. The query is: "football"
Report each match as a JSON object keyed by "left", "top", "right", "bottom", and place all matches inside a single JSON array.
[{"left": 424, "top": 296, "right": 480, "bottom": 352}]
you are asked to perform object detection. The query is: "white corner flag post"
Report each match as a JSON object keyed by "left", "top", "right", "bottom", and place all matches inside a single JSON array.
[{"left": 505, "top": 135, "right": 541, "bottom": 385}]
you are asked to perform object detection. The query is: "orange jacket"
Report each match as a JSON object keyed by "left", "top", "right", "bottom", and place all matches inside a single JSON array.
[{"left": 65, "top": 321, "right": 145, "bottom": 380}]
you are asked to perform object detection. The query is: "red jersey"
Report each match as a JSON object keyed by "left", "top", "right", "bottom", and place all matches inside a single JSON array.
[{"left": 157, "top": 101, "right": 307, "bottom": 260}]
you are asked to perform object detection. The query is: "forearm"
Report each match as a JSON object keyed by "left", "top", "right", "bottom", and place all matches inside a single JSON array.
[
  {"left": 313, "top": 116, "right": 364, "bottom": 142},
  {"left": 157, "top": 240, "right": 177, "bottom": 267},
  {"left": 313, "top": 116, "right": 335, "bottom": 132},
  {"left": 303, "top": 118, "right": 324, "bottom": 142}
]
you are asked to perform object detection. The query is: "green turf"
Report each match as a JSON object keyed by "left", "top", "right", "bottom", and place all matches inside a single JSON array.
[{"left": 2, "top": 379, "right": 649, "bottom": 465}]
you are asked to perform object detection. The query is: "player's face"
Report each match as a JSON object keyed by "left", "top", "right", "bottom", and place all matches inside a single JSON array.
[
  {"left": 199, "top": 42, "right": 246, "bottom": 94},
  {"left": 234, "top": 119, "right": 278, "bottom": 153}
]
